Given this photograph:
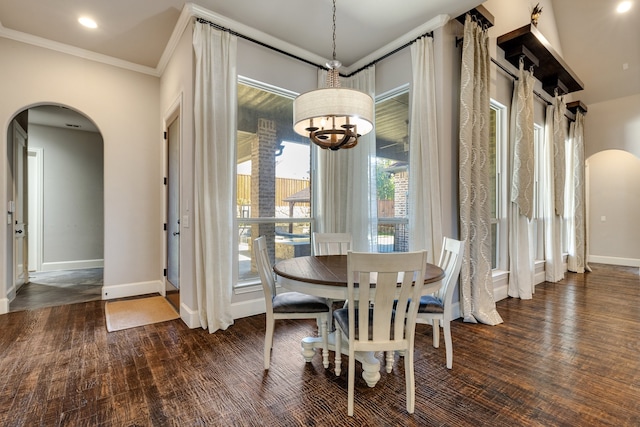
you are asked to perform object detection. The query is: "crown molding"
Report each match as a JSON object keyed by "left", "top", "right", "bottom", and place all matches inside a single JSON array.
[
  {"left": 341, "top": 14, "right": 451, "bottom": 75},
  {"left": 1, "top": 5, "right": 452, "bottom": 79},
  {"left": 0, "top": 21, "right": 159, "bottom": 77}
]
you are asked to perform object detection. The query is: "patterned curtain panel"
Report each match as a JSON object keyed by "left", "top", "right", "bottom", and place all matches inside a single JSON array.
[
  {"left": 507, "top": 62, "right": 535, "bottom": 299},
  {"left": 458, "top": 15, "right": 503, "bottom": 325},
  {"left": 553, "top": 97, "right": 566, "bottom": 217},
  {"left": 542, "top": 99, "right": 565, "bottom": 283},
  {"left": 567, "top": 111, "right": 590, "bottom": 273}
]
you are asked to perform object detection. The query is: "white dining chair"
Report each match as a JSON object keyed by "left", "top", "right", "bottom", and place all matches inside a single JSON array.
[
  {"left": 312, "top": 232, "right": 352, "bottom": 325},
  {"left": 254, "top": 236, "right": 330, "bottom": 370},
  {"left": 415, "top": 237, "right": 465, "bottom": 369},
  {"left": 333, "top": 250, "right": 428, "bottom": 416},
  {"left": 312, "top": 232, "right": 352, "bottom": 255}
]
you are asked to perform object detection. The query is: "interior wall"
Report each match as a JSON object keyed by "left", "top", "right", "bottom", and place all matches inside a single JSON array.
[
  {"left": 587, "top": 150, "right": 640, "bottom": 265},
  {"left": 160, "top": 21, "right": 196, "bottom": 321},
  {"left": 0, "top": 37, "right": 162, "bottom": 313},
  {"left": 28, "top": 124, "right": 104, "bottom": 270},
  {"left": 584, "top": 93, "right": 640, "bottom": 160}
]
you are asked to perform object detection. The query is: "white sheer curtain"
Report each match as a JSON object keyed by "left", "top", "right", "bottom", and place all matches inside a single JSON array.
[
  {"left": 507, "top": 62, "right": 535, "bottom": 299},
  {"left": 315, "top": 67, "right": 378, "bottom": 252},
  {"left": 542, "top": 97, "right": 566, "bottom": 283},
  {"left": 192, "top": 21, "right": 237, "bottom": 332},
  {"left": 458, "top": 15, "right": 503, "bottom": 325},
  {"left": 408, "top": 36, "right": 442, "bottom": 263},
  {"left": 566, "top": 111, "right": 590, "bottom": 273}
]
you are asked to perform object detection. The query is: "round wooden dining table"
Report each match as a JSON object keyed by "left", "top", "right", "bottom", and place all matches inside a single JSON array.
[
  {"left": 273, "top": 254, "right": 445, "bottom": 387},
  {"left": 274, "top": 254, "right": 445, "bottom": 298}
]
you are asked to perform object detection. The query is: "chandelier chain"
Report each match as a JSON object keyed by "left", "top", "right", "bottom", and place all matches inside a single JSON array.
[{"left": 332, "top": 0, "right": 337, "bottom": 61}]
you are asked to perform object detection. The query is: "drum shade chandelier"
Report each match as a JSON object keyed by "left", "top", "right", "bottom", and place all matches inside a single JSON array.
[{"left": 293, "top": 0, "right": 374, "bottom": 150}]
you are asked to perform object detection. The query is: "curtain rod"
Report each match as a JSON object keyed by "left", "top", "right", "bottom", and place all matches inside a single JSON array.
[
  {"left": 491, "top": 57, "right": 579, "bottom": 122},
  {"left": 195, "top": 17, "right": 432, "bottom": 78},
  {"left": 491, "top": 57, "right": 552, "bottom": 106},
  {"left": 344, "top": 31, "right": 433, "bottom": 78},
  {"left": 195, "top": 17, "right": 322, "bottom": 70}
]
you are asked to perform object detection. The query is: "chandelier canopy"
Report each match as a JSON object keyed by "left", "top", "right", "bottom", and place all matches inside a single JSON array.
[{"left": 292, "top": 0, "right": 374, "bottom": 151}]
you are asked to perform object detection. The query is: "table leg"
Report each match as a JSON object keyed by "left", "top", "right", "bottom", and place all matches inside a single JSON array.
[{"left": 300, "top": 333, "right": 381, "bottom": 387}]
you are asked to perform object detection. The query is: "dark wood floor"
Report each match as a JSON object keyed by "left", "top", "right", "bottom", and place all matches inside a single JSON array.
[
  {"left": 1, "top": 263, "right": 638, "bottom": 426},
  {"left": 10, "top": 269, "right": 103, "bottom": 312}
]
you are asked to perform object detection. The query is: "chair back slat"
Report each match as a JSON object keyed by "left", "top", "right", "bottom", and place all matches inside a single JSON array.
[
  {"left": 312, "top": 232, "right": 352, "bottom": 255},
  {"left": 437, "top": 237, "right": 465, "bottom": 304},
  {"left": 254, "top": 236, "right": 276, "bottom": 309},
  {"left": 347, "top": 250, "right": 428, "bottom": 346}
]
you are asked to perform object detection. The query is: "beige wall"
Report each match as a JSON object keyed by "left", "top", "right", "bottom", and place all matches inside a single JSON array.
[
  {"left": 0, "top": 37, "right": 163, "bottom": 312},
  {"left": 159, "top": 22, "right": 196, "bottom": 320},
  {"left": 484, "top": 0, "right": 640, "bottom": 267},
  {"left": 587, "top": 150, "right": 640, "bottom": 264}
]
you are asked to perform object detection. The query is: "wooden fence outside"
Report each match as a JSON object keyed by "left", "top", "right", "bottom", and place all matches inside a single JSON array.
[
  {"left": 237, "top": 175, "right": 310, "bottom": 207},
  {"left": 238, "top": 174, "right": 395, "bottom": 217}
]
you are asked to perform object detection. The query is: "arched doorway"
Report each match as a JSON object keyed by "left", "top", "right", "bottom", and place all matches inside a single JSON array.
[
  {"left": 8, "top": 104, "right": 104, "bottom": 311},
  {"left": 586, "top": 149, "right": 640, "bottom": 268}
]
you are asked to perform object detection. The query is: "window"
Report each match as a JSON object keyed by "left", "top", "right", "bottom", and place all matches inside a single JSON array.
[
  {"left": 236, "top": 79, "right": 312, "bottom": 287},
  {"left": 532, "top": 124, "right": 545, "bottom": 261},
  {"left": 489, "top": 101, "right": 508, "bottom": 270},
  {"left": 375, "top": 87, "right": 410, "bottom": 253}
]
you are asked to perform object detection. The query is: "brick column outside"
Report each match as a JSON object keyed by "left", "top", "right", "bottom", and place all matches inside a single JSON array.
[
  {"left": 251, "top": 118, "right": 278, "bottom": 267},
  {"left": 394, "top": 171, "right": 409, "bottom": 252}
]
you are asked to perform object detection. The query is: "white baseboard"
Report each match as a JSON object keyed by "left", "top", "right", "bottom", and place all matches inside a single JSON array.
[
  {"left": 101, "top": 280, "right": 163, "bottom": 300},
  {"left": 177, "top": 298, "right": 264, "bottom": 330},
  {"left": 0, "top": 298, "right": 8, "bottom": 315},
  {"left": 492, "top": 270, "right": 510, "bottom": 302},
  {"left": 178, "top": 302, "right": 201, "bottom": 329},
  {"left": 588, "top": 255, "right": 640, "bottom": 268},
  {"left": 41, "top": 259, "right": 104, "bottom": 271},
  {"left": 232, "top": 297, "right": 266, "bottom": 320}
]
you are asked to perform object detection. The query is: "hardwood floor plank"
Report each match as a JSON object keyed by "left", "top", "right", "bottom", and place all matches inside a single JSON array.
[{"left": 0, "top": 264, "right": 639, "bottom": 426}]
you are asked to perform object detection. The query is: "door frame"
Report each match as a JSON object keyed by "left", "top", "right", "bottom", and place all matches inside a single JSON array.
[
  {"left": 12, "top": 121, "right": 28, "bottom": 292},
  {"left": 163, "top": 95, "right": 183, "bottom": 300},
  {"left": 28, "top": 147, "right": 44, "bottom": 272}
]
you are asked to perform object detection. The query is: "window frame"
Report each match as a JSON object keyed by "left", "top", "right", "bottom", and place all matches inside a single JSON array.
[
  {"left": 234, "top": 76, "right": 314, "bottom": 292},
  {"left": 374, "top": 85, "right": 410, "bottom": 253},
  {"left": 490, "top": 100, "right": 508, "bottom": 272}
]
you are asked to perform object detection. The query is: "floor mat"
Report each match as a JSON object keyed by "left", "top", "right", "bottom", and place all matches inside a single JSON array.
[{"left": 105, "top": 295, "right": 179, "bottom": 332}]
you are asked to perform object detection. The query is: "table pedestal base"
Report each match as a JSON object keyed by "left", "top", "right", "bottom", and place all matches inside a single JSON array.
[{"left": 301, "top": 333, "right": 381, "bottom": 387}]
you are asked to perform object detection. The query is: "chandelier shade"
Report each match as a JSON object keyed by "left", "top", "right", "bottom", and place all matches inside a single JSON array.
[
  {"left": 291, "top": 0, "right": 374, "bottom": 150},
  {"left": 293, "top": 87, "right": 374, "bottom": 150}
]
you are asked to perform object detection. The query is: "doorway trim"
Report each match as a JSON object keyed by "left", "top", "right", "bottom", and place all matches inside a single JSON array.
[
  {"left": 27, "top": 147, "right": 44, "bottom": 272},
  {"left": 163, "top": 94, "right": 183, "bottom": 311}
]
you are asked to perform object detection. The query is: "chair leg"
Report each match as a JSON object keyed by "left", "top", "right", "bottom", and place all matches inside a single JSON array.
[
  {"left": 432, "top": 318, "right": 440, "bottom": 348},
  {"left": 264, "top": 318, "right": 274, "bottom": 370},
  {"left": 385, "top": 351, "right": 394, "bottom": 373},
  {"left": 443, "top": 320, "right": 453, "bottom": 369},
  {"left": 334, "top": 326, "right": 342, "bottom": 376},
  {"left": 404, "top": 348, "right": 415, "bottom": 414},
  {"left": 320, "top": 317, "right": 329, "bottom": 369},
  {"left": 347, "top": 349, "right": 356, "bottom": 416}
]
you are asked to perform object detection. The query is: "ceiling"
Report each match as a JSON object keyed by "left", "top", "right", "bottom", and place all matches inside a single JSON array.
[{"left": 1, "top": 0, "right": 637, "bottom": 145}]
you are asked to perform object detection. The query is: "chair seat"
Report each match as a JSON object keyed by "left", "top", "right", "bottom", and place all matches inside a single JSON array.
[
  {"left": 273, "top": 292, "right": 330, "bottom": 314},
  {"left": 417, "top": 295, "right": 444, "bottom": 313},
  {"left": 334, "top": 308, "right": 399, "bottom": 340}
]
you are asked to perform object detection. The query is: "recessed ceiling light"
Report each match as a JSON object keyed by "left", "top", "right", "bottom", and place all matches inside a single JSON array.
[
  {"left": 78, "top": 17, "right": 98, "bottom": 29},
  {"left": 616, "top": 1, "right": 632, "bottom": 13}
]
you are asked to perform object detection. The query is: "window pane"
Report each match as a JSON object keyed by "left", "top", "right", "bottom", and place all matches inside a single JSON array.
[
  {"left": 375, "top": 90, "right": 409, "bottom": 252},
  {"left": 489, "top": 102, "right": 505, "bottom": 270},
  {"left": 489, "top": 108, "right": 497, "bottom": 219},
  {"left": 237, "top": 82, "right": 311, "bottom": 284}
]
